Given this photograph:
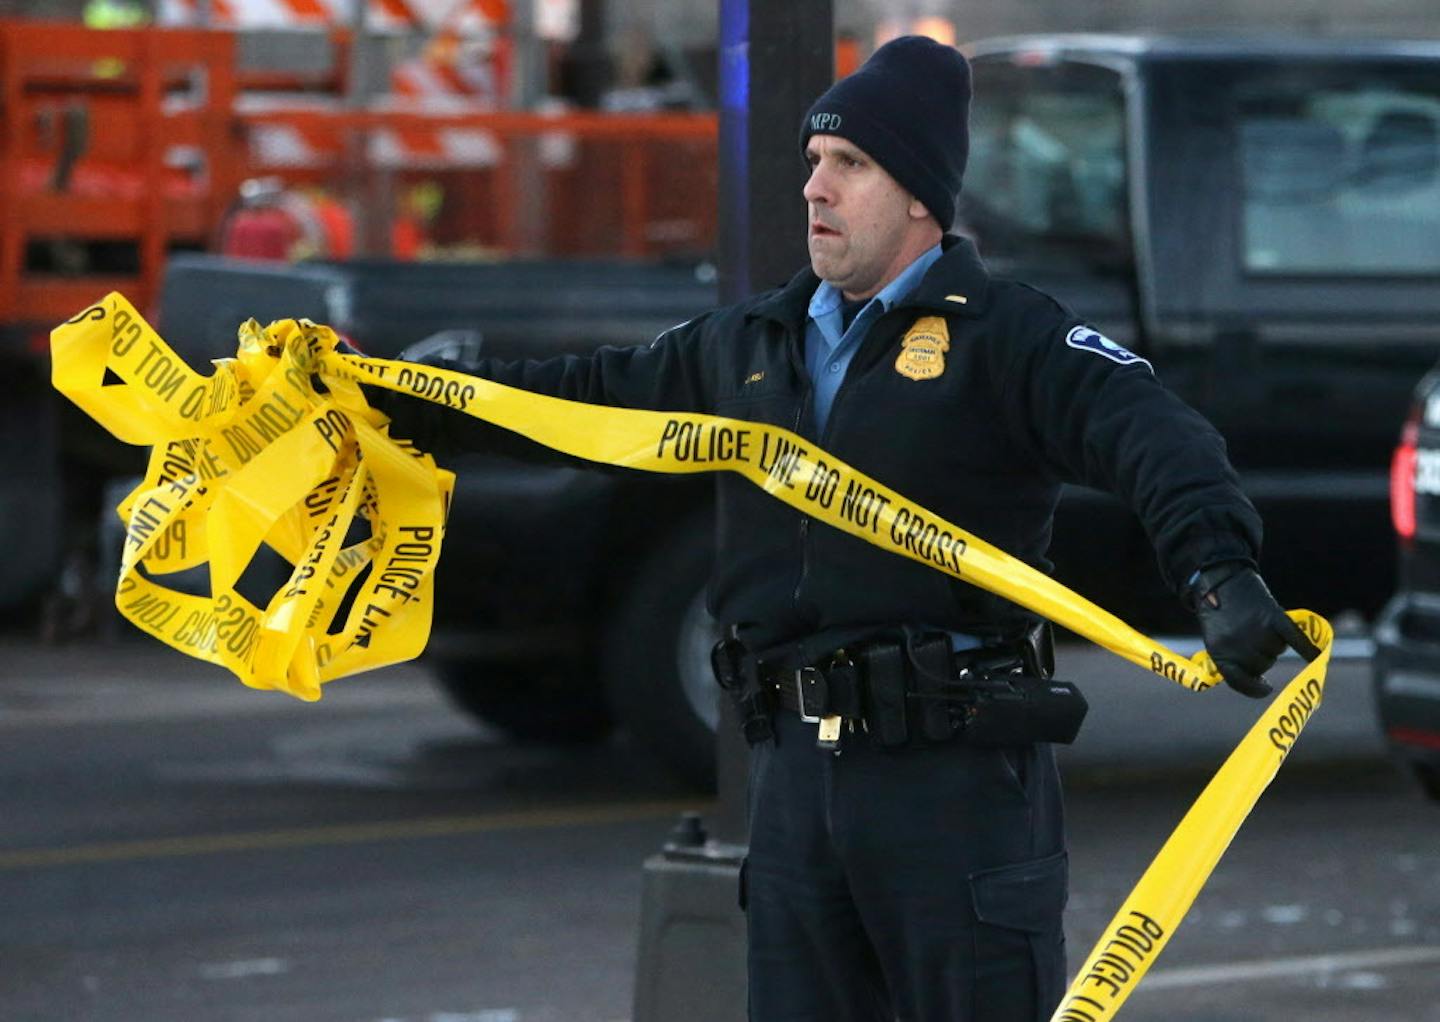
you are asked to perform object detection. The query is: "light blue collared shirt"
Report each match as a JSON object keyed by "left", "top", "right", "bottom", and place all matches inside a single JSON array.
[{"left": 804, "top": 242, "right": 944, "bottom": 435}]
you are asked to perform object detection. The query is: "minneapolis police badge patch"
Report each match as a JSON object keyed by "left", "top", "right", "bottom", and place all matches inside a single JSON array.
[{"left": 1065, "top": 325, "right": 1152, "bottom": 372}]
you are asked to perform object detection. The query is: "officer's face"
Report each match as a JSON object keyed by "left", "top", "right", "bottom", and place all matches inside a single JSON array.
[{"left": 803, "top": 135, "right": 930, "bottom": 300}]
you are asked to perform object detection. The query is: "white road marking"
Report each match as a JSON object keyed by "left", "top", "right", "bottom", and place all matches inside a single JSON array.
[
  {"left": 1140, "top": 945, "right": 1440, "bottom": 990},
  {"left": 372, "top": 1012, "right": 519, "bottom": 1022},
  {"left": 1260, "top": 904, "right": 1307, "bottom": 925},
  {"left": 198, "top": 957, "right": 290, "bottom": 980}
]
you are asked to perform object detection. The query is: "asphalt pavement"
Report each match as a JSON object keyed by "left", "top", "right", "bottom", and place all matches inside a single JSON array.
[{"left": 0, "top": 637, "right": 1434, "bottom": 1022}]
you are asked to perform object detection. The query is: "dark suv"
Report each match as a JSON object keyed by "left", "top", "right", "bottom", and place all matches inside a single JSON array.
[{"left": 1375, "top": 368, "right": 1440, "bottom": 801}]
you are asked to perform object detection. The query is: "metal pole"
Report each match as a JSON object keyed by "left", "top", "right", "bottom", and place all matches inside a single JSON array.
[
  {"left": 717, "top": 0, "right": 832, "bottom": 301},
  {"left": 510, "top": 0, "right": 548, "bottom": 107},
  {"left": 347, "top": 0, "right": 391, "bottom": 256},
  {"left": 506, "top": 0, "right": 550, "bottom": 254},
  {"left": 713, "top": 0, "right": 833, "bottom": 841},
  {"left": 631, "top": 6, "right": 831, "bottom": 1020}
]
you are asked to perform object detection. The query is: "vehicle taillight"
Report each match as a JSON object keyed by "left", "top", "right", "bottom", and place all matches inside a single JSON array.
[
  {"left": 1389, "top": 726, "right": 1440, "bottom": 752},
  {"left": 1392, "top": 411, "right": 1420, "bottom": 541}
]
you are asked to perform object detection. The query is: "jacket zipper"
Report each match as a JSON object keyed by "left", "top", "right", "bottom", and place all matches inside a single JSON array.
[
  {"left": 791, "top": 306, "right": 910, "bottom": 610},
  {"left": 791, "top": 386, "right": 811, "bottom": 607},
  {"left": 775, "top": 321, "right": 815, "bottom": 615},
  {"left": 785, "top": 302, "right": 919, "bottom": 614}
]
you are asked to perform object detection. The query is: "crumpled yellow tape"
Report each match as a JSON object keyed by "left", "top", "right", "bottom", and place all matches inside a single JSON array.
[
  {"left": 53, "top": 292, "right": 1330, "bottom": 1020},
  {"left": 51, "top": 294, "right": 453, "bottom": 700}
]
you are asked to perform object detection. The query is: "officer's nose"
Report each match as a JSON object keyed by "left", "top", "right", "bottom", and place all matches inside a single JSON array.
[{"left": 803, "top": 163, "right": 832, "bottom": 208}]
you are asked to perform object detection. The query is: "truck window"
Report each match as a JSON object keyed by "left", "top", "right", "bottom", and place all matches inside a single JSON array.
[
  {"left": 963, "top": 61, "right": 1128, "bottom": 261},
  {"left": 1238, "top": 75, "right": 1440, "bottom": 276}
]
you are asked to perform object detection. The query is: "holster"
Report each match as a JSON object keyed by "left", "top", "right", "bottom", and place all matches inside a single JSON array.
[
  {"left": 711, "top": 632, "right": 773, "bottom": 745},
  {"left": 856, "top": 622, "right": 1087, "bottom": 750},
  {"left": 949, "top": 674, "right": 1088, "bottom": 748}
]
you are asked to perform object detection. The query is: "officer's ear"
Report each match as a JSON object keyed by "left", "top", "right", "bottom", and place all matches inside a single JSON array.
[{"left": 907, "top": 195, "right": 930, "bottom": 222}]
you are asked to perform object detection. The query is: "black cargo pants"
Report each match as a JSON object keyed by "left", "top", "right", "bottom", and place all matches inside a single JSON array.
[{"left": 743, "top": 710, "right": 1068, "bottom": 1021}]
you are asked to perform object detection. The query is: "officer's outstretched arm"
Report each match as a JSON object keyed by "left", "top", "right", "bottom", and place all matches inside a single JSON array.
[
  {"left": 345, "top": 313, "right": 718, "bottom": 458},
  {"left": 1188, "top": 562, "right": 1322, "bottom": 697}
]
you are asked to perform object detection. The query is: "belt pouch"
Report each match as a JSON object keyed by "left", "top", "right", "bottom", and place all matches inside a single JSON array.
[
  {"left": 860, "top": 642, "right": 909, "bottom": 748},
  {"left": 963, "top": 676, "right": 1089, "bottom": 747},
  {"left": 824, "top": 659, "right": 865, "bottom": 719},
  {"left": 908, "top": 635, "right": 960, "bottom": 742}
]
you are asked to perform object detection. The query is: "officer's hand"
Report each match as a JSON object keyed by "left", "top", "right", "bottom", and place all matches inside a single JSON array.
[
  {"left": 1190, "top": 562, "right": 1321, "bottom": 698},
  {"left": 334, "top": 342, "right": 439, "bottom": 449},
  {"left": 361, "top": 379, "right": 445, "bottom": 450},
  {"left": 371, "top": 333, "right": 484, "bottom": 451},
  {"left": 371, "top": 389, "right": 439, "bottom": 448}
]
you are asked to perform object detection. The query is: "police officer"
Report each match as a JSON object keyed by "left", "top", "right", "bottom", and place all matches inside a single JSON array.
[{"left": 378, "top": 35, "right": 1319, "bottom": 1022}]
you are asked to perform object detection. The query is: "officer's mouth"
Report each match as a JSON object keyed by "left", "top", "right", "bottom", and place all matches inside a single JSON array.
[{"left": 810, "top": 221, "right": 841, "bottom": 239}]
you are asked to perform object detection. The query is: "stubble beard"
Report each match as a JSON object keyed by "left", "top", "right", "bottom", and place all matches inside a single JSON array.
[{"left": 808, "top": 234, "right": 848, "bottom": 287}]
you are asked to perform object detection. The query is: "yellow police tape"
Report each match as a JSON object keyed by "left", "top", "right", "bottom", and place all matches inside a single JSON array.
[
  {"left": 50, "top": 295, "right": 454, "bottom": 698},
  {"left": 52, "top": 292, "right": 1330, "bottom": 1020}
]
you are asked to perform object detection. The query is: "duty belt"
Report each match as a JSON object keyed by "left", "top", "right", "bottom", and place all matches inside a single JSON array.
[
  {"left": 766, "top": 638, "right": 1027, "bottom": 749},
  {"left": 714, "top": 624, "right": 1086, "bottom": 752}
]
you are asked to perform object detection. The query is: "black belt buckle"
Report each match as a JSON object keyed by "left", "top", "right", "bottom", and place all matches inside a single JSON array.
[{"left": 795, "top": 666, "right": 828, "bottom": 723}]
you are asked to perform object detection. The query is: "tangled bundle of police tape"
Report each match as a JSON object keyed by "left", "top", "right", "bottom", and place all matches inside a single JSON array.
[{"left": 53, "top": 292, "right": 1332, "bottom": 1022}]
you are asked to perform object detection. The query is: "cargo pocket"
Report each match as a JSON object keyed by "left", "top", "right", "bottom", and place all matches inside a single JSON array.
[{"left": 969, "top": 849, "right": 1068, "bottom": 1021}]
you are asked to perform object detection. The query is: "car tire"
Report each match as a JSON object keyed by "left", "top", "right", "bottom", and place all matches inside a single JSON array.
[
  {"left": 0, "top": 383, "right": 61, "bottom": 612},
  {"left": 431, "top": 659, "right": 613, "bottom": 744},
  {"left": 602, "top": 517, "right": 722, "bottom": 791}
]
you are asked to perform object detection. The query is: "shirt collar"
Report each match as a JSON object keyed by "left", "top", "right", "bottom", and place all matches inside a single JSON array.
[{"left": 807, "top": 242, "right": 945, "bottom": 323}]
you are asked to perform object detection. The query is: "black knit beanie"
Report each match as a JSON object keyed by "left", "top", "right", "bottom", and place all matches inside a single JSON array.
[{"left": 799, "top": 35, "right": 972, "bottom": 229}]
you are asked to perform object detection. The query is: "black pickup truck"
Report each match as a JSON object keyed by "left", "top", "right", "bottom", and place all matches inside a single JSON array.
[{"left": 149, "top": 35, "right": 1440, "bottom": 786}]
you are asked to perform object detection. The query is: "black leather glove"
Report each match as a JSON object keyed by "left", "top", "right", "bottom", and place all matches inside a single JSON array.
[
  {"left": 371, "top": 331, "right": 485, "bottom": 451},
  {"left": 347, "top": 331, "right": 485, "bottom": 452},
  {"left": 334, "top": 342, "right": 443, "bottom": 451},
  {"left": 1189, "top": 562, "right": 1321, "bottom": 698},
  {"left": 365, "top": 383, "right": 446, "bottom": 451}
]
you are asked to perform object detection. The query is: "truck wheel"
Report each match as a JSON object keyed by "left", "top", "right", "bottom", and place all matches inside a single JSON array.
[
  {"left": 0, "top": 384, "right": 61, "bottom": 613},
  {"left": 431, "top": 660, "right": 613, "bottom": 744},
  {"left": 602, "top": 520, "right": 722, "bottom": 791}
]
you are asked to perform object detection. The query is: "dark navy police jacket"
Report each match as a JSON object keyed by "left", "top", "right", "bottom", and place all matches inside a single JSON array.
[{"left": 419, "top": 236, "right": 1261, "bottom": 647}]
